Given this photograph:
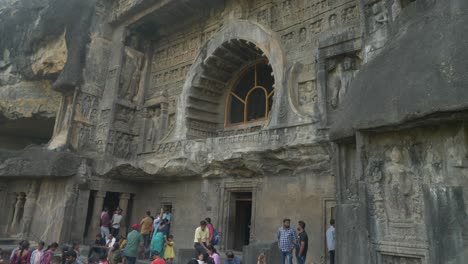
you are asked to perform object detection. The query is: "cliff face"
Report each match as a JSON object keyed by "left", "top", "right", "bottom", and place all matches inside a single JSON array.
[{"left": 0, "top": 0, "right": 97, "bottom": 148}]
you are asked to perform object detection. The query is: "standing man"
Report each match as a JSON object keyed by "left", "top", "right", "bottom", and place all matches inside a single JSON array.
[
  {"left": 124, "top": 224, "right": 144, "bottom": 264},
  {"left": 140, "top": 211, "right": 153, "bottom": 257},
  {"left": 30, "top": 241, "right": 45, "bottom": 264},
  {"left": 111, "top": 209, "right": 123, "bottom": 237},
  {"left": 193, "top": 220, "right": 209, "bottom": 257},
  {"left": 296, "top": 221, "right": 308, "bottom": 264},
  {"left": 326, "top": 219, "right": 336, "bottom": 264},
  {"left": 277, "top": 218, "right": 296, "bottom": 264},
  {"left": 100, "top": 208, "right": 110, "bottom": 239}
]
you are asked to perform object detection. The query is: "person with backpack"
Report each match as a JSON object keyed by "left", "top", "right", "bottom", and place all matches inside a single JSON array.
[{"left": 204, "top": 218, "right": 219, "bottom": 246}]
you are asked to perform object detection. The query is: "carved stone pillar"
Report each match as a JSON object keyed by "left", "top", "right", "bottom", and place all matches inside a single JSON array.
[
  {"left": 4, "top": 192, "right": 17, "bottom": 233},
  {"left": 90, "top": 191, "right": 106, "bottom": 235},
  {"left": 20, "top": 182, "right": 40, "bottom": 238},
  {"left": 118, "top": 193, "right": 131, "bottom": 236},
  {"left": 10, "top": 192, "right": 26, "bottom": 233}
]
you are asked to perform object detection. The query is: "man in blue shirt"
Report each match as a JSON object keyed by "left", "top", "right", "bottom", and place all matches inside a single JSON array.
[
  {"left": 224, "top": 251, "right": 241, "bottom": 264},
  {"left": 277, "top": 218, "right": 296, "bottom": 264}
]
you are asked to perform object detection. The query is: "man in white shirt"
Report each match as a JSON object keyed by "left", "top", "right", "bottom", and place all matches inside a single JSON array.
[
  {"left": 106, "top": 233, "right": 116, "bottom": 248},
  {"left": 326, "top": 219, "right": 336, "bottom": 264},
  {"left": 111, "top": 209, "right": 123, "bottom": 237}
]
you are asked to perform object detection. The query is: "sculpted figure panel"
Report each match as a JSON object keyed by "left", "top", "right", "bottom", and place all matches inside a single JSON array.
[
  {"left": 327, "top": 55, "right": 359, "bottom": 110},
  {"left": 119, "top": 43, "right": 145, "bottom": 102},
  {"left": 384, "top": 147, "right": 415, "bottom": 222}
]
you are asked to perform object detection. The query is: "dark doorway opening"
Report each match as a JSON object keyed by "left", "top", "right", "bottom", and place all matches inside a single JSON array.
[
  {"left": 104, "top": 192, "right": 120, "bottom": 214},
  {"left": 228, "top": 192, "right": 252, "bottom": 251}
]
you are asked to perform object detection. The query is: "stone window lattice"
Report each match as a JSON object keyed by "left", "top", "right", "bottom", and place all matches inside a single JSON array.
[{"left": 225, "top": 61, "right": 274, "bottom": 127}]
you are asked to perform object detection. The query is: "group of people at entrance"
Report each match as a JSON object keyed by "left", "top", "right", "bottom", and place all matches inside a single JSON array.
[
  {"left": 94, "top": 207, "right": 174, "bottom": 264},
  {"left": 277, "top": 218, "right": 336, "bottom": 264}
]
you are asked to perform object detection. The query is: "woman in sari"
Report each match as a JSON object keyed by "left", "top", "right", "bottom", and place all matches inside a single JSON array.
[
  {"left": 11, "top": 241, "right": 31, "bottom": 264},
  {"left": 150, "top": 231, "right": 165, "bottom": 259}
]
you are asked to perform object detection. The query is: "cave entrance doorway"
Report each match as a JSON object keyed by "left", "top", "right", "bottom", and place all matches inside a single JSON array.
[{"left": 227, "top": 192, "right": 252, "bottom": 251}]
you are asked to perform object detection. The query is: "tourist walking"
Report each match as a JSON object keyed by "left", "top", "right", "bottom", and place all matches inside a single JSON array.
[
  {"left": 111, "top": 209, "right": 123, "bottom": 237},
  {"left": 123, "top": 224, "right": 144, "bottom": 264},
  {"left": 10, "top": 241, "right": 24, "bottom": 263},
  {"left": 101, "top": 208, "right": 110, "bottom": 239},
  {"left": 277, "top": 219, "right": 296, "bottom": 264},
  {"left": 193, "top": 220, "right": 209, "bottom": 256},
  {"left": 11, "top": 241, "right": 32, "bottom": 264},
  {"left": 30, "top": 241, "right": 45, "bottom": 264},
  {"left": 40, "top": 243, "right": 58, "bottom": 264},
  {"left": 296, "top": 221, "right": 308, "bottom": 264},
  {"left": 326, "top": 219, "right": 336, "bottom": 264},
  {"left": 140, "top": 211, "right": 153, "bottom": 256},
  {"left": 163, "top": 235, "right": 175, "bottom": 264}
]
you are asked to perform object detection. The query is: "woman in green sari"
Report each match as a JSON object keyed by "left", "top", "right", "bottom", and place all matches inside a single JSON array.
[{"left": 150, "top": 231, "right": 165, "bottom": 259}]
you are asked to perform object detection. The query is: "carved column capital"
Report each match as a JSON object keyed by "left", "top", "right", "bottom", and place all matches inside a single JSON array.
[
  {"left": 119, "top": 193, "right": 131, "bottom": 200},
  {"left": 94, "top": 191, "right": 107, "bottom": 199}
]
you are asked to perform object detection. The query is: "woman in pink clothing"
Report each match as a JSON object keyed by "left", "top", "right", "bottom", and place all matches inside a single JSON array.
[
  {"left": 206, "top": 245, "right": 219, "bottom": 264},
  {"left": 40, "top": 243, "right": 58, "bottom": 264},
  {"left": 11, "top": 241, "right": 31, "bottom": 264}
]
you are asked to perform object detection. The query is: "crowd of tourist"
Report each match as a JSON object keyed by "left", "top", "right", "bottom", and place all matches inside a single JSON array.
[{"left": 0, "top": 208, "right": 335, "bottom": 264}]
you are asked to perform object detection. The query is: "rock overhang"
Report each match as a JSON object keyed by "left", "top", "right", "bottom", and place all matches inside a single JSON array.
[{"left": 329, "top": 0, "right": 468, "bottom": 140}]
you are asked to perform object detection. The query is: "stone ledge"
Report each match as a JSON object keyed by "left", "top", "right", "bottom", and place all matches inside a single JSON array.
[{"left": 0, "top": 146, "right": 82, "bottom": 177}]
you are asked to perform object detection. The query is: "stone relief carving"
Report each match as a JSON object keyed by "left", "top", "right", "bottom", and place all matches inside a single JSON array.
[
  {"left": 114, "top": 105, "right": 136, "bottom": 131},
  {"left": 326, "top": 55, "right": 360, "bottom": 110},
  {"left": 118, "top": 41, "right": 145, "bottom": 102},
  {"left": 113, "top": 131, "right": 135, "bottom": 159},
  {"left": 142, "top": 106, "right": 161, "bottom": 152},
  {"left": 364, "top": 0, "right": 390, "bottom": 60},
  {"left": 383, "top": 147, "right": 417, "bottom": 222},
  {"left": 381, "top": 255, "right": 422, "bottom": 264}
]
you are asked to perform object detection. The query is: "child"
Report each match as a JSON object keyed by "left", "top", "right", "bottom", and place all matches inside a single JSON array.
[
  {"left": 163, "top": 235, "right": 175, "bottom": 264},
  {"left": 150, "top": 251, "right": 165, "bottom": 264},
  {"left": 196, "top": 253, "right": 205, "bottom": 264}
]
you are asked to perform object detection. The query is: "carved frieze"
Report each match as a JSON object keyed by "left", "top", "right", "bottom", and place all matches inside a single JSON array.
[{"left": 381, "top": 255, "right": 422, "bottom": 264}]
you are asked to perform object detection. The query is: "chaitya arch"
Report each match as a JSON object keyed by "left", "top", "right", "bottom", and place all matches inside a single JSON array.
[{"left": 177, "top": 20, "right": 286, "bottom": 140}]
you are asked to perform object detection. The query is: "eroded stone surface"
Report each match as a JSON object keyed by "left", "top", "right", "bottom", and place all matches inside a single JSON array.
[{"left": 0, "top": 0, "right": 467, "bottom": 263}]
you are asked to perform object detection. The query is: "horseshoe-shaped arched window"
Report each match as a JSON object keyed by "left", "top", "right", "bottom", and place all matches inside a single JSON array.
[{"left": 225, "top": 61, "right": 274, "bottom": 126}]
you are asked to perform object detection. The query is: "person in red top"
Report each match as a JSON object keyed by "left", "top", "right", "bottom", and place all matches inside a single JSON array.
[
  {"left": 205, "top": 218, "right": 214, "bottom": 244},
  {"left": 151, "top": 251, "right": 166, "bottom": 264},
  {"left": 101, "top": 208, "right": 110, "bottom": 239}
]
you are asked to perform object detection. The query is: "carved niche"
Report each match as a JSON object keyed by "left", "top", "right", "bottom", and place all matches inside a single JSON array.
[
  {"left": 363, "top": 0, "right": 390, "bottom": 60},
  {"left": 366, "top": 146, "right": 424, "bottom": 241},
  {"left": 326, "top": 54, "right": 360, "bottom": 111},
  {"left": 140, "top": 92, "right": 169, "bottom": 153},
  {"left": 118, "top": 36, "right": 145, "bottom": 102},
  {"left": 112, "top": 131, "right": 136, "bottom": 159}
]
